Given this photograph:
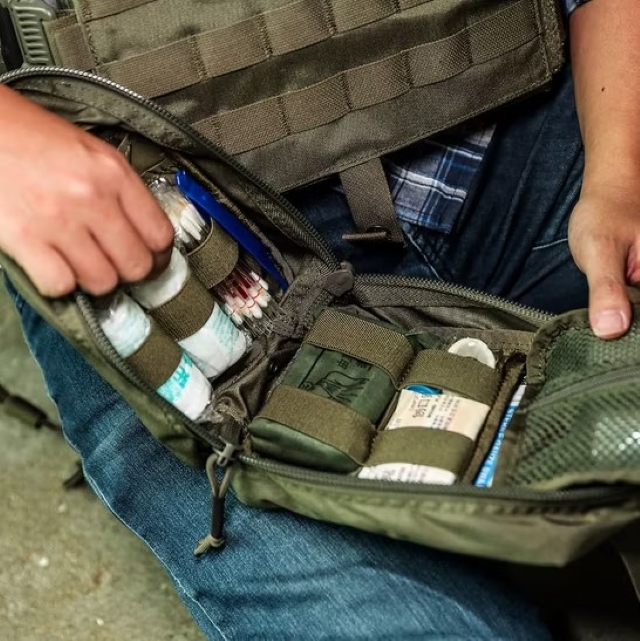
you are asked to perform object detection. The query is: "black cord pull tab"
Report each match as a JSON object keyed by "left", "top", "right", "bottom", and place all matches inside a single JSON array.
[
  {"left": 194, "top": 444, "right": 238, "bottom": 556},
  {"left": 0, "top": 382, "right": 60, "bottom": 431}
]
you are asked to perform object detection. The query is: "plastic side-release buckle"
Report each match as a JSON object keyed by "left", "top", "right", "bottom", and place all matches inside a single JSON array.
[{"left": 1, "top": 0, "right": 56, "bottom": 66}]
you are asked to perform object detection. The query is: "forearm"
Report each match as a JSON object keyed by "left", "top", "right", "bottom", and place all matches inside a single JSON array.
[{"left": 570, "top": 0, "right": 640, "bottom": 191}]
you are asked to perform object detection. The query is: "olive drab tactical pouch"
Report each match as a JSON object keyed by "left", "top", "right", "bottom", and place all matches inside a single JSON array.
[{"left": 4, "top": 0, "right": 640, "bottom": 594}]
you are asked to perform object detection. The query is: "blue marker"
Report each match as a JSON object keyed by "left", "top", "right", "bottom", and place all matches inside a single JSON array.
[
  {"left": 175, "top": 171, "right": 288, "bottom": 291},
  {"left": 475, "top": 384, "right": 526, "bottom": 488}
]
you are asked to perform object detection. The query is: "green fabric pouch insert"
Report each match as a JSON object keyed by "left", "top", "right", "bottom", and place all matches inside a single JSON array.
[
  {"left": 355, "top": 349, "right": 502, "bottom": 481},
  {"left": 249, "top": 309, "right": 414, "bottom": 472}
]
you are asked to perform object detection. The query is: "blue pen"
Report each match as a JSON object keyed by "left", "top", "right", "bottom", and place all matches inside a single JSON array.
[
  {"left": 475, "top": 383, "right": 526, "bottom": 488},
  {"left": 175, "top": 171, "right": 288, "bottom": 291}
]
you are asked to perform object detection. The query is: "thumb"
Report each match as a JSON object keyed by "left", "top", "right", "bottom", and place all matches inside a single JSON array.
[{"left": 580, "top": 237, "right": 631, "bottom": 340}]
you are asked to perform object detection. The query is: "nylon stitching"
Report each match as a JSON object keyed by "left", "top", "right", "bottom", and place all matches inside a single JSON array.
[
  {"left": 256, "top": 13, "right": 274, "bottom": 59},
  {"left": 320, "top": 0, "right": 337, "bottom": 35},
  {"left": 189, "top": 35, "right": 207, "bottom": 82}
]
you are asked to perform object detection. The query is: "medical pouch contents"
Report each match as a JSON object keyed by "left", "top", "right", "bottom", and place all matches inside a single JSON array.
[{"left": 4, "top": 69, "right": 640, "bottom": 570}]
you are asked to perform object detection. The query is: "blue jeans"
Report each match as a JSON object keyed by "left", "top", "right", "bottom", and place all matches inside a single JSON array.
[
  {"left": 9, "top": 70, "right": 585, "bottom": 639},
  {"left": 289, "top": 68, "right": 587, "bottom": 315}
]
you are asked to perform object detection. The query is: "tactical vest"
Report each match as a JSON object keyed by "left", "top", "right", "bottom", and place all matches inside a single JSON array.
[{"left": 28, "top": 0, "right": 565, "bottom": 241}]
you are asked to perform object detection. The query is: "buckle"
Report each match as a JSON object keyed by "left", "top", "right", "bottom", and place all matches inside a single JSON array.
[{"left": 0, "top": 0, "right": 56, "bottom": 67}]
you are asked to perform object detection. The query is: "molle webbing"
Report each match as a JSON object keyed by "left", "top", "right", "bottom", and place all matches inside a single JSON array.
[
  {"left": 150, "top": 273, "right": 215, "bottom": 342},
  {"left": 255, "top": 384, "right": 376, "bottom": 464},
  {"left": 46, "top": 0, "right": 564, "bottom": 193},
  {"left": 126, "top": 321, "right": 182, "bottom": 389}
]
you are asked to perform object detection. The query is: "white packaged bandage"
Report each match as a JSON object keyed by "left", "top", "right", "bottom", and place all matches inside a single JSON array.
[{"left": 358, "top": 388, "right": 490, "bottom": 485}]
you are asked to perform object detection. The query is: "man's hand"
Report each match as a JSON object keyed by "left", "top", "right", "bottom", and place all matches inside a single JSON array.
[
  {"left": 569, "top": 186, "right": 640, "bottom": 339},
  {"left": 0, "top": 85, "right": 174, "bottom": 297},
  {"left": 569, "top": 0, "right": 640, "bottom": 340}
]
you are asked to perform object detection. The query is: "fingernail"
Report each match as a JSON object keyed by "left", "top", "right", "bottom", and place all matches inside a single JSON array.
[{"left": 593, "top": 310, "right": 627, "bottom": 338}]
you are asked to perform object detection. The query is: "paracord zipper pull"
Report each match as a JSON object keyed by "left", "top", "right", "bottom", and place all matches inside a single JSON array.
[{"left": 194, "top": 442, "right": 239, "bottom": 555}]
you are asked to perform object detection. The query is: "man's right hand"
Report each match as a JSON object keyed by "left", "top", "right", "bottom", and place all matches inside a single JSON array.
[{"left": 0, "top": 85, "right": 174, "bottom": 297}]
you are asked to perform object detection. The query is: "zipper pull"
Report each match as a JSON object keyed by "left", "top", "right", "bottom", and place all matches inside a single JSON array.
[
  {"left": 323, "top": 262, "right": 355, "bottom": 298},
  {"left": 194, "top": 441, "right": 240, "bottom": 556}
]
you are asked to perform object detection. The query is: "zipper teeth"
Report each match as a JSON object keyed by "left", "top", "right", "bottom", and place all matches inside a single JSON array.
[
  {"left": 0, "top": 66, "right": 338, "bottom": 269},
  {"left": 239, "top": 454, "right": 637, "bottom": 505},
  {"left": 75, "top": 294, "right": 222, "bottom": 449},
  {"left": 16, "top": 67, "right": 629, "bottom": 507},
  {"left": 356, "top": 274, "right": 552, "bottom": 325},
  {"left": 526, "top": 365, "right": 640, "bottom": 412}
]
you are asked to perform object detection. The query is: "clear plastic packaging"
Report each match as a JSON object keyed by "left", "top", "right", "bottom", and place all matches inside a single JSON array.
[
  {"left": 149, "top": 178, "right": 210, "bottom": 252},
  {"left": 149, "top": 176, "right": 280, "bottom": 338},
  {"left": 130, "top": 248, "right": 251, "bottom": 379},
  {"left": 96, "top": 292, "right": 218, "bottom": 423}
]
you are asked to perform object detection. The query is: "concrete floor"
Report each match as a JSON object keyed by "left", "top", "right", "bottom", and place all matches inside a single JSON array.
[{"left": 0, "top": 284, "right": 204, "bottom": 641}]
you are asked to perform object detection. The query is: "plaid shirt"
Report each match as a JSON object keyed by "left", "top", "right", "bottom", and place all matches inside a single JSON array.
[{"left": 385, "top": 0, "right": 589, "bottom": 233}]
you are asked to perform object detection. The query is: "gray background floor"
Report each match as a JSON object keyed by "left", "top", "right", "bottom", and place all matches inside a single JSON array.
[{"left": 0, "top": 284, "right": 204, "bottom": 640}]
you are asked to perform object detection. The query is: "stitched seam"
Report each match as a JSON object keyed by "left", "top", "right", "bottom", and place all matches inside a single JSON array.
[
  {"left": 277, "top": 95, "right": 292, "bottom": 137},
  {"left": 273, "top": 72, "right": 550, "bottom": 191},
  {"left": 532, "top": 0, "right": 550, "bottom": 79},
  {"left": 189, "top": 35, "right": 207, "bottom": 82},
  {"left": 320, "top": 0, "right": 337, "bottom": 35},
  {"left": 256, "top": 13, "right": 273, "bottom": 58},
  {"left": 338, "top": 72, "right": 354, "bottom": 112},
  {"left": 81, "top": 17, "right": 101, "bottom": 68}
]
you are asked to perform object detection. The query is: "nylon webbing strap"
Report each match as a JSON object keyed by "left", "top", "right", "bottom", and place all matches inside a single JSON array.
[
  {"left": 340, "top": 158, "right": 404, "bottom": 244},
  {"left": 54, "top": 0, "right": 429, "bottom": 96},
  {"left": 305, "top": 309, "right": 414, "bottom": 386},
  {"left": 52, "top": 0, "right": 537, "bottom": 119},
  {"left": 187, "top": 224, "right": 239, "bottom": 290},
  {"left": 194, "top": 0, "right": 538, "bottom": 154},
  {"left": 256, "top": 385, "right": 374, "bottom": 463},
  {"left": 151, "top": 273, "right": 215, "bottom": 342},
  {"left": 366, "top": 427, "right": 474, "bottom": 473},
  {"left": 126, "top": 321, "right": 182, "bottom": 389},
  {"left": 44, "top": 17, "right": 94, "bottom": 71},
  {"left": 403, "top": 350, "right": 501, "bottom": 405},
  {"left": 78, "top": 0, "right": 154, "bottom": 21}
]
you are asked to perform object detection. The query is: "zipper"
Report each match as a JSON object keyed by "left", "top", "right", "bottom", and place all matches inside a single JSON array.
[
  {"left": 0, "top": 66, "right": 339, "bottom": 270},
  {"left": 356, "top": 274, "right": 552, "bottom": 327},
  {"left": 10, "top": 66, "right": 632, "bottom": 547},
  {"left": 238, "top": 454, "right": 639, "bottom": 506},
  {"left": 525, "top": 365, "right": 640, "bottom": 413}
]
